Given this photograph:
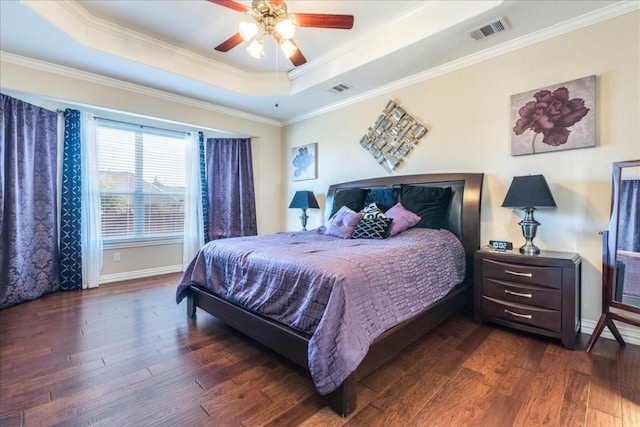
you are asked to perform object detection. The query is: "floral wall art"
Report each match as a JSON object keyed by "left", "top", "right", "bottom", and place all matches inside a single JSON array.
[
  {"left": 359, "top": 100, "right": 427, "bottom": 173},
  {"left": 291, "top": 142, "right": 317, "bottom": 181},
  {"left": 511, "top": 75, "right": 595, "bottom": 156}
]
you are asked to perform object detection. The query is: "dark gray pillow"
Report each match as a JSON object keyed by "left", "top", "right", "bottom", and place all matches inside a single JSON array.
[
  {"left": 329, "top": 188, "right": 367, "bottom": 219},
  {"left": 400, "top": 185, "right": 452, "bottom": 229}
]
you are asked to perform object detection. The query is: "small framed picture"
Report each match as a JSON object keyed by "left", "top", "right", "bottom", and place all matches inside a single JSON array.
[{"left": 292, "top": 143, "right": 317, "bottom": 181}]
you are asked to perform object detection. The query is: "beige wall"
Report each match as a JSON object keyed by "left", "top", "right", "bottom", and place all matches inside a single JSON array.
[
  {"left": 283, "top": 12, "right": 640, "bottom": 331},
  {"left": 0, "top": 60, "right": 284, "bottom": 280}
]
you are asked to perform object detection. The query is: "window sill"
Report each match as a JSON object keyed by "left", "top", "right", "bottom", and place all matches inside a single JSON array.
[{"left": 103, "top": 236, "right": 183, "bottom": 250}]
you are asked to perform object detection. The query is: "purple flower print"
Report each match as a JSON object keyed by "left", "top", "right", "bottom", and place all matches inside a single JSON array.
[{"left": 513, "top": 87, "right": 590, "bottom": 152}]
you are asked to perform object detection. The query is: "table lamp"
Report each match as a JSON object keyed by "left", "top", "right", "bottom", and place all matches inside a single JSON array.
[
  {"left": 289, "top": 190, "right": 319, "bottom": 231},
  {"left": 502, "top": 174, "right": 557, "bottom": 255}
]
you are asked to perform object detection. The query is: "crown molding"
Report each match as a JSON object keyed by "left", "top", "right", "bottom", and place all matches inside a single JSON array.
[
  {"left": 284, "top": 1, "right": 639, "bottom": 125},
  {"left": 21, "top": 0, "right": 291, "bottom": 96},
  {"left": 0, "top": 51, "right": 282, "bottom": 127},
  {"left": 288, "top": 0, "right": 503, "bottom": 94}
]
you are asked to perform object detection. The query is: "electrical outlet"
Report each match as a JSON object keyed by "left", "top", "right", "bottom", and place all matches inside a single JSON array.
[{"left": 113, "top": 252, "right": 121, "bottom": 262}]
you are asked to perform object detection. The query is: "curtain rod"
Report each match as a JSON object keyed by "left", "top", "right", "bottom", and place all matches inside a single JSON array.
[
  {"left": 56, "top": 109, "right": 190, "bottom": 137},
  {"left": 95, "top": 116, "right": 190, "bottom": 137}
]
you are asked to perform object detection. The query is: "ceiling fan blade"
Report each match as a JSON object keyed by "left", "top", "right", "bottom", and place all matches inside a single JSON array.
[
  {"left": 291, "top": 13, "right": 354, "bottom": 29},
  {"left": 287, "top": 39, "right": 307, "bottom": 66},
  {"left": 206, "top": 0, "right": 249, "bottom": 13},
  {"left": 215, "top": 33, "right": 244, "bottom": 52}
]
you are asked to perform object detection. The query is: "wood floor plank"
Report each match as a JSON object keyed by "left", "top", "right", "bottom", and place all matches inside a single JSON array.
[
  {"left": 512, "top": 352, "right": 567, "bottom": 426},
  {"left": 556, "top": 369, "right": 591, "bottom": 427},
  {"left": 407, "top": 367, "right": 492, "bottom": 426},
  {"left": 478, "top": 392, "right": 521, "bottom": 427},
  {"left": 2, "top": 273, "right": 639, "bottom": 427},
  {"left": 21, "top": 368, "right": 153, "bottom": 425},
  {"left": 586, "top": 407, "right": 622, "bottom": 427},
  {"left": 366, "top": 371, "right": 449, "bottom": 425},
  {"left": 589, "top": 352, "right": 622, "bottom": 419},
  {"left": 618, "top": 342, "right": 640, "bottom": 427}
]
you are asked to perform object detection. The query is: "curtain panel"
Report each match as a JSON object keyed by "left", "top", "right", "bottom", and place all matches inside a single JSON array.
[
  {"left": 205, "top": 137, "right": 257, "bottom": 240},
  {"left": 1, "top": 94, "right": 60, "bottom": 308},
  {"left": 59, "top": 109, "right": 82, "bottom": 291},
  {"left": 199, "top": 132, "right": 210, "bottom": 244},
  {"left": 182, "top": 132, "right": 205, "bottom": 270},
  {"left": 80, "top": 112, "right": 102, "bottom": 289}
]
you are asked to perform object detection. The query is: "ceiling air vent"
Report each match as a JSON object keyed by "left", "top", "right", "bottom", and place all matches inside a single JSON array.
[
  {"left": 328, "top": 83, "right": 351, "bottom": 94},
  {"left": 467, "top": 17, "right": 510, "bottom": 41}
]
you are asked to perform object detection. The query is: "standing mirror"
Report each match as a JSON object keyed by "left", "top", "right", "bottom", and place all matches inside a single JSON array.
[{"left": 585, "top": 159, "right": 640, "bottom": 352}]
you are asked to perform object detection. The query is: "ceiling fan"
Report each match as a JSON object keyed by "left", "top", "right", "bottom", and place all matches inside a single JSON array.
[{"left": 208, "top": 0, "right": 354, "bottom": 66}]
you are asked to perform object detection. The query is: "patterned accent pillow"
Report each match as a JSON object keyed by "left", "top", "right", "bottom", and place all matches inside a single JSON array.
[
  {"left": 325, "top": 206, "right": 362, "bottom": 239},
  {"left": 384, "top": 202, "right": 421, "bottom": 236},
  {"left": 360, "top": 202, "right": 386, "bottom": 219},
  {"left": 352, "top": 217, "right": 393, "bottom": 240}
]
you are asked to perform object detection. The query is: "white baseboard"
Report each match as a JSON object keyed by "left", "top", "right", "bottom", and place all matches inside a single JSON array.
[
  {"left": 581, "top": 318, "right": 640, "bottom": 346},
  {"left": 100, "top": 265, "right": 183, "bottom": 284}
]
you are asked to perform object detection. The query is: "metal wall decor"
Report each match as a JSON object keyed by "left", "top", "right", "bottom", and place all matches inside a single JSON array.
[{"left": 359, "top": 100, "right": 427, "bottom": 173}]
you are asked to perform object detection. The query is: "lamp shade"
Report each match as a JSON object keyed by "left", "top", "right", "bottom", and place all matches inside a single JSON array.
[
  {"left": 289, "top": 191, "right": 319, "bottom": 209},
  {"left": 501, "top": 175, "right": 557, "bottom": 208}
]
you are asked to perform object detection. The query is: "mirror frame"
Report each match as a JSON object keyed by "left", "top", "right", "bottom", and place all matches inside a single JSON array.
[
  {"left": 585, "top": 159, "right": 640, "bottom": 352},
  {"left": 609, "top": 160, "right": 640, "bottom": 314}
]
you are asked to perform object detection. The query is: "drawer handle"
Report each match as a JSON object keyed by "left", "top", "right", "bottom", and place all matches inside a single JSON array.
[
  {"left": 505, "top": 289, "right": 532, "bottom": 298},
  {"left": 504, "top": 309, "right": 532, "bottom": 319},
  {"left": 504, "top": 269, "right": 533, "bottom": 278}
]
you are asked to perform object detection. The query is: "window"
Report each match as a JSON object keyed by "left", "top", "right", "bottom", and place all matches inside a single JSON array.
[{"left": 97, "top": 121, "right": 186, "bottom": 244}]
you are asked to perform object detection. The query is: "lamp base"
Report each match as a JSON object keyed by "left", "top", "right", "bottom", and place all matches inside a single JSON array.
[
  {"left": 519, "top": 241, "right": 540, "bottom": 255},
  {"left": 518, "top": 207, "right": 541, "bottom": 256},
  {"left": 299, "top": 209, "right": 309, "bottom": 231}
]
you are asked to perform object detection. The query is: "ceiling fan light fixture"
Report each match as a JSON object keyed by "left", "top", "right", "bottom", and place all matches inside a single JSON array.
[
  {"left": 247, "top": 38, "right": 264, "bottom": 58},
  {"left": 211, "top": 0, "right": 354, "bottom": 67},
  {"left": 276, "top": 19, "right": 295, "bottom": 40},
  {"left": 239, "top": 21, "right": 259, "bottom": 41},
  {"left": 279, "top": 39, "right": 298, "bottom": 58}
]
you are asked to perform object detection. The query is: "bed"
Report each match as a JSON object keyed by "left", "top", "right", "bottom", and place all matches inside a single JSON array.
[{"left": 176, "top": 172, "right": 483, "bottom": 416}]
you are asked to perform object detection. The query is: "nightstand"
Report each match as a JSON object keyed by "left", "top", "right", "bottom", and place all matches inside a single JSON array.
[{"left": 474, "top": 249, "right": 581, "bottom": 350}]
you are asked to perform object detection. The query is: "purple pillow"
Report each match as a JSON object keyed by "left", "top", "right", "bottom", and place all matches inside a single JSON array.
[
  {"left": 384, "top": 202, "right": 421, "bottom": 236},
  {"left": 325, "top": 206, "right": 362, "bottom": 239}
]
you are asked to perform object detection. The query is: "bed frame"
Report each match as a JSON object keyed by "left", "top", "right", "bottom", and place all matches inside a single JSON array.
[{"left": 185, "top": 172, "right": 484, "bottom": 416}]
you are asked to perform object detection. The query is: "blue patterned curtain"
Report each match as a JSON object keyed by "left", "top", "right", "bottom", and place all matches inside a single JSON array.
[
  {"left": 59, "top": 109, "right": 82, "bottom": 291},
  {"left": 206, "top": 137, "right": 257, "bottom": 240},
  {"left": 199, "top": 132, "right": 210, "bottom": 243},
  {"left": 1, "top": 94, "right": 60, "bottom": 308}
]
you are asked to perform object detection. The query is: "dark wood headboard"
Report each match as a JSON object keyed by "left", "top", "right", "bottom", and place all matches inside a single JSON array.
[{"left": 326, "top": 173, "right": 484, "bottom": 284}]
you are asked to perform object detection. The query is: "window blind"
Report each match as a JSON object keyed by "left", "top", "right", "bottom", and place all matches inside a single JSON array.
[{"left": 97, "top": 121, "right": 187, "bottom": 242}]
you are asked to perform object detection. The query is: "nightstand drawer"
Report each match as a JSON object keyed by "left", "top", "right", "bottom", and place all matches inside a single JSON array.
[
  {"left": 482, "top": 258, "right": 562, "bottom": 289},
  {"left": 482, "top": 296, "right": 561, "bottom": 332},
  {"left": 483, "top": 278, "right": 561, "bottom": 310}
]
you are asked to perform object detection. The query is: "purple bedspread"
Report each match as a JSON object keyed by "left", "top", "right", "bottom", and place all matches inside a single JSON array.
[{"left": 176, "top": 227, "right": 465, "bottom": 394}]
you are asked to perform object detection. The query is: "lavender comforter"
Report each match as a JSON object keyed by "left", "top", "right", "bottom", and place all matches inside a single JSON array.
[{"left": 176, "top": 227, "right": 465, "bottom": 394}]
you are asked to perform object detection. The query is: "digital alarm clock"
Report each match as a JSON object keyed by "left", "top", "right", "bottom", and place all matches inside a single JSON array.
[{"left": 489, "top": 240, "right": 513, "bottom": 251}]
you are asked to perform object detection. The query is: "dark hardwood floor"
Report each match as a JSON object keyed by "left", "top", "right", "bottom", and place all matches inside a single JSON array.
[{"left": 1, "top": 273, "right": 638, "bottom": 426}]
